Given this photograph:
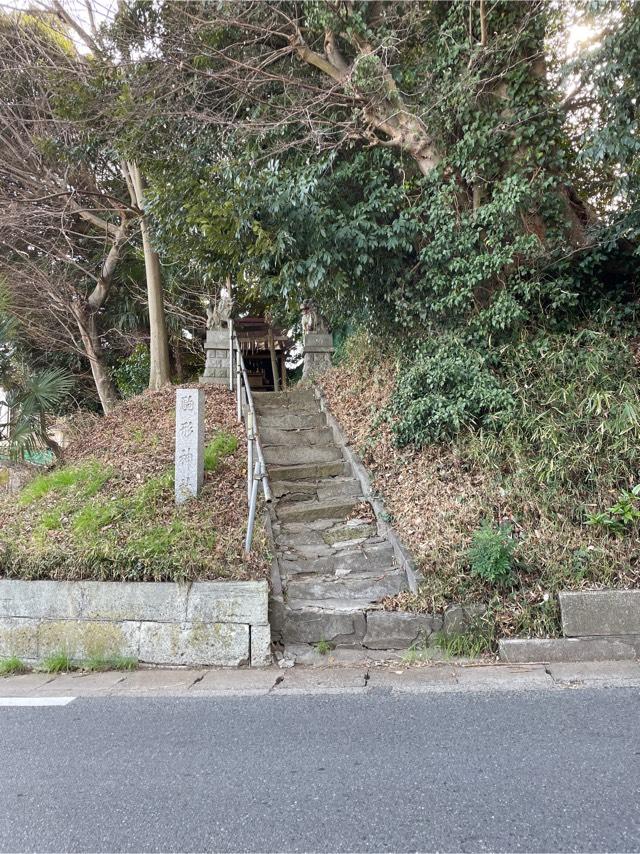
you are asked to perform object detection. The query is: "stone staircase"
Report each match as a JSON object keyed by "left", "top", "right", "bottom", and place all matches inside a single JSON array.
[{"left": 254, "top": 388, "right": 413, "bottom": 655}]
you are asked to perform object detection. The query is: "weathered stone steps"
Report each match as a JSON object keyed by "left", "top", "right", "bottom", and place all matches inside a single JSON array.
[
  {"left": 255, "top": 388, "right": 413, "bottom": 657},
  {"left": 260, "top": 426, "right": 334, "bottom": 447}
]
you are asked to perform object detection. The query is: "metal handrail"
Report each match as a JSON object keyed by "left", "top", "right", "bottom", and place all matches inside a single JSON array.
[{"left": 230, "top": 323, "right": 272, "bottom": 553}]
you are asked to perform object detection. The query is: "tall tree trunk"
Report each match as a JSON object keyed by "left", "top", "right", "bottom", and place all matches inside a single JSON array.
[
  {"left": 139, "top": 215, "right": 172, "bottom": 390},
  {"left": 71, "top": 301, "right": 119, "bottom": 414},
  {"left": 125, "top": 162, "right": 172, "bottom": 390}
]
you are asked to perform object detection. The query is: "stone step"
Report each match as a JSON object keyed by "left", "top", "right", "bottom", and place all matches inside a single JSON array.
[
  {"left": 276, "top": 497, "right": 360, "bottom": 524},
  {"left": 254, "top": 390, "right": 317, "bottom": 409},
  {"left": 257, "top": 412, "right": 326, "bottom": 430},
  {"left": 273, "top": 478, "right": 362, "bottom": 505},
  {"left": 260, "top": 427, "right": 334, "bottom": 448},
  {"left": 286, "top": 569, "right": 407, "bottom": 604},
  {"left": 273, "top": 605, "right": 366, "bottom": 646},
  {"left": 276, "top": 537, "right": 387, "bottom": 561},
  {"left": 263, "top": 444, "right": 343, "bottom": 467},
  {"left": 267, "top": 461, "right": 351, "bottom": 482},
  {"left": 279, "top": 542, "right": 396, "bottom": 577}
]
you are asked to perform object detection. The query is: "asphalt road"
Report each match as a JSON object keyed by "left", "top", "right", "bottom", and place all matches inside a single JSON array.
[{"left": 1, "top": 687, "right": 639, "bottom": 853}]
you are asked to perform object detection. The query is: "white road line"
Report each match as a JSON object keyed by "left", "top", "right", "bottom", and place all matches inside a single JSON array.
[{"left": 0, "top": 697, "right": 76, "bottom": 707}]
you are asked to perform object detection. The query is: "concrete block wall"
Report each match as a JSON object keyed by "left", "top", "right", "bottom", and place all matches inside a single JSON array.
[{"left": 0, "top": 579, "right": 271, "bottom": 667}]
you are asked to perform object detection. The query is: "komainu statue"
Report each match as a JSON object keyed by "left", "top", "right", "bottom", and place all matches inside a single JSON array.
[{"left": 206, "top": 287, "right": 233, "bottom": 330}]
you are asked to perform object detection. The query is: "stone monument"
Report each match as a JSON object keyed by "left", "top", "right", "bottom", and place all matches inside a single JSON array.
[
  {"left": 301, "top": 300, "right": 333, "bottom": 379},
  {"left": 200, "top": 289, "right": 233, "bottom": 386},
  {"left": 175, "top": 388, "right": 204, "bottom": 504}
]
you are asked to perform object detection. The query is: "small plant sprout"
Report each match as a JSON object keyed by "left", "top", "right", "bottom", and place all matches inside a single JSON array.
[
  {"left": 315, "top": 639, "right": 333, "bottom": 655},
  {"left": 467, "top": 522, "right": 515, "bottom": 586}
]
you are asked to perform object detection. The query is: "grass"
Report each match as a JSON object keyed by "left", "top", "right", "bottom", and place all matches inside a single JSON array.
[
  {"left": 315, "top": 639, "right": 333, "bottom": 655},
  {"left": 204, "top": 433, "right": 238, "bottom": 472},
  {"left": 0, "top": 656, "right": 29, "bottom": 676},
  {"left": 82, "top": 655, "right": 138, "bottom": 672},
  {"left": 19, "top": 461, "right": 112, "bottom": 507},
  {"left": 40, "top": 651, "right": 76, "bottom": 673}
]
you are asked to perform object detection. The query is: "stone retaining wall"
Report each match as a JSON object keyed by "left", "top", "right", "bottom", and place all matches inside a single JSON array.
[{"left": 0, "top": 579, "right": 271, "bottom": 667}]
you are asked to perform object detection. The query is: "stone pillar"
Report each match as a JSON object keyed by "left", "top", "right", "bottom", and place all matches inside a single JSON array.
[
  {"left": 175, "top": 388, "right": 204, "bottom": 505},
  {"left": 302, "top": 332, "right": 334, "bottom": 380},
  {"left": 200, "top": 328, "right": 230, "bottom": 385}
]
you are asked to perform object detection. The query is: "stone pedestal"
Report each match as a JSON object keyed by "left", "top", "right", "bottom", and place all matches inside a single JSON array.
[
  {"left": 302, "top": 332, "right": 334, "bottom": 379},
  {"left": 175, "top": 388, "right": 204, "bottom": 505},
  {"left": 200, "top": 328, "right": 230, "bottom": 386}
]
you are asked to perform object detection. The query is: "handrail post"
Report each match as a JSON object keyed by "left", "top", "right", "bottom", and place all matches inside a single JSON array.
[
  {"left": 244, "top": 461, "right": 261, "bottom": 554},
  {"left": 246, "top": 409, "right": 254, "bottom": 506}
]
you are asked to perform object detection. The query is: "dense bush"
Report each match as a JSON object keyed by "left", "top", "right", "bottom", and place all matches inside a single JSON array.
[
  {"left": 392, "top": 337, "right": 514, "bottom": 446},
  {"left": 113, "top": 344, "right": 150, "bottom": 399}
]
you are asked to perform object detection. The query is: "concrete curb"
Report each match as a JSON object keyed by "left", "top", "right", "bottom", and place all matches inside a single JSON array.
[{"left": 2, "top": 660, "right": 640, "bottom": 697}]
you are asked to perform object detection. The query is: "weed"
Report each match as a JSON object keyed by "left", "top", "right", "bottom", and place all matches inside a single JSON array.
[
  {"left": 315, "top": 639, "right": 333, "bottom": 655},
  {"left": 204, "top": 433, "right": 238, "bottom": 472},
  {"left": 0, "top": 656, "right": 28, "bottom": 676},
  {"left": 41, "top": 651, "right": 76, "bottom": 673},
  {"left": 83, "top": 655, "right": 138, "bottom": 672},
  {"left": 587, "top": 485, "right": 640, "bottom": 535},
  {"left": 468, "top": 523, "right": 515, "bottom": 585},
  {"left": 433, "top": 627, "right": 493, "bottom": 658}
]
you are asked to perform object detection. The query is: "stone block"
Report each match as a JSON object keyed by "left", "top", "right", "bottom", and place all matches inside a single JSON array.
[
  {"left": 559, "top": 590, "right": 640, "bottom": 637},
  {"left": 205, "top": 328, "right": 230, "bottom": 348},
  {"left": 303, "top": 333, "right": 334, "bottom": 353},
  {"left": 499, "top": 636, "right": 637, "bottom": 663},
  {"left": 79, "top": 581, "right": 188, "bottom": 623},
  {"left": 138, "top": 621, "right": 249, "bottom": 666},
  {"left": 283, "top": 609, "right": 362, "bottom": 645},
  {"left": 38, "top": 619, "right": 141, "bottom": 661},
  {"left": 0, "top": 580, "right": 82, "bottom": 620},
  {"left": 443, "top": 604, "right": 485, "bottom": 634},
  {"left": 362, "top": 611, "right": 439, "bottom": 650},
  {"left": 0, "top": 617, "right": 39, "bottom": 659},
  {"left": 250, "top": 624, "right": 272, "bottom": 667},
  {"left": 186, "top": 580, "right": 268, "bottom": 625}
]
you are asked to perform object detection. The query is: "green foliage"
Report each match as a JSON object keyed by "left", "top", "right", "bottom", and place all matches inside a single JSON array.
[
  {"left": 0, "top": 656, "right": 28, "bottom": 676},
  {"left": 19, "top": 462, "right": 112, "bottom": 507},
  {"left": 432, "top": 626, "right": 493, "bottom": 659},
  {"left": 467, "top": 523, "right": 515, "bottom": 586},
  {"left": 5, "top": 367, "right": 74, "bottom": 461},
  {"left": 587, "top": 485, "right": 640, "bottom": 536},
  {"left": 315, "top": 639, "right": 333, "bottom": 655},
  {"left": 41, "top": 651, "right": 76, "bottom": 673},
  {"left": 469, "top": 330, "right": 640, "bottom": 509},
  {"left": 392, "top": 337, "right": 514, "bottom": 446},
  {"left": 83, "top": 655, "right": 137, "bottom": 672},
  {"left": 113, "top": 344, "right": 150, "bottom": 399},
  {"left": 204, "top": 433, "right": 238, "bottom": 472}
]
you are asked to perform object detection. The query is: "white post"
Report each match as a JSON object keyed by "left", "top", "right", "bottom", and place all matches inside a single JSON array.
[{"left": 175, "top": 388, "right": 204, "bottom": 504}]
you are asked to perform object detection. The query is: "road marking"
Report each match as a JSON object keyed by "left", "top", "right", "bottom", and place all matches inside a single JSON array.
[{"left": 0, "top": 697, "right": 76, "bottom": 707}]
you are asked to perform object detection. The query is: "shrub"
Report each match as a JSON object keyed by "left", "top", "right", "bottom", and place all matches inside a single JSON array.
[
  {"left": 113, "top": 344, "right": 150, "bottom": 399},
  {"left": 392, "top": 337, "right": 514, "bottom": 446},
  {"left": 467, "top": 523, "right": 515, "bottom": 585}
]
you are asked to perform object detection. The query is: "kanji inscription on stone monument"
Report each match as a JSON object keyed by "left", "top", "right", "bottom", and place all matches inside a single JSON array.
[{"left": 175, "top": 388, "right": 204, "bottom": 504}]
